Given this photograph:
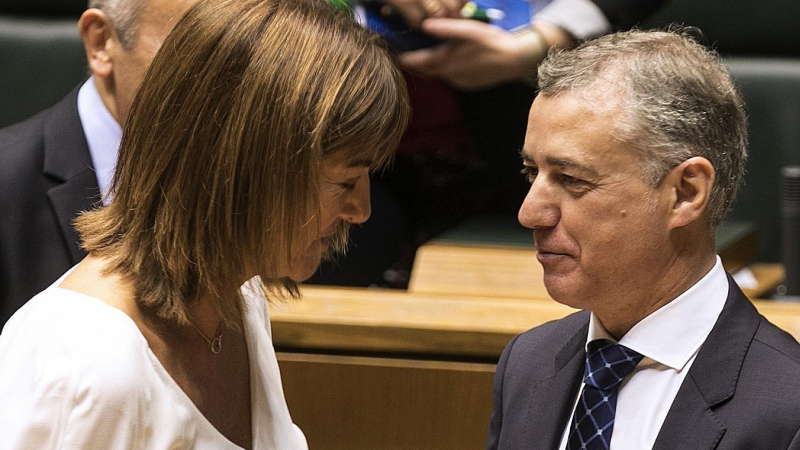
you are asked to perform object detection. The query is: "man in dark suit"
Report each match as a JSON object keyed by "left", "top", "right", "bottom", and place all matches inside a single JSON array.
[
  {"left": 487, "top": 29, "right": 800, "bottom": 449},
  {"left": 0, "top": 0, "right": 196, "bottom": 327}
]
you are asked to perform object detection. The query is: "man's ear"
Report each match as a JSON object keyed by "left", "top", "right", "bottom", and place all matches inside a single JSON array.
[
  {"left": 666, "top": 156, "right": 715, "bottom": 230},
  {"left": 78, "top": 9, "right": 115, "bottom": 78}
]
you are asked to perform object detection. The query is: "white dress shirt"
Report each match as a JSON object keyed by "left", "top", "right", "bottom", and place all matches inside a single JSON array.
[
  {"left": 536, "top": 0, "right": 612, "bottom": 40},
  {"left": 77, "top": 77, "right": 123, "bottom": 205},
  {"left": 558, "top": 256, "right": 729, "bottom": 450}
]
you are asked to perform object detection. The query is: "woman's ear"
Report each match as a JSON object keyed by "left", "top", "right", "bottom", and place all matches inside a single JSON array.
[{"left": 666, "top": 156, "right": 715, "bottom": 230}]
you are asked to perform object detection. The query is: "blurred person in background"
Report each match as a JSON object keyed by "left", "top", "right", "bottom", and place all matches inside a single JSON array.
[{"left": 0, "top": 0, "right": 198, "bottom": 328}]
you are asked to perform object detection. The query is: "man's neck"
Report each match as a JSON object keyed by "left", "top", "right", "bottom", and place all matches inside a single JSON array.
[{"left": 597, "top": 250, "right": 717, "bottom": 340}]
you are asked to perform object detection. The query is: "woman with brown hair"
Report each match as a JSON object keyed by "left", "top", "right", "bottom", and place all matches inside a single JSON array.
[{"left": 0, "top": 0, "right": 409, "bottom": 448}]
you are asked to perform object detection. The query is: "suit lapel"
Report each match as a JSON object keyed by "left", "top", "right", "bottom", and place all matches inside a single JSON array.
[
  {"left": 527, "top": 321, "right": 588, "bottom": 448},
  {"left": 653, "top": 275, "right": 760, "bottom": 450},
  {"left": 42, "top": 86, "right": 99, "bottom": 263}
]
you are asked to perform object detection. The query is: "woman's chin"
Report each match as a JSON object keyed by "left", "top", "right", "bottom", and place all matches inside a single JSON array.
[{"left": 285, "top": 245, "right": 325, "bottom": 281}]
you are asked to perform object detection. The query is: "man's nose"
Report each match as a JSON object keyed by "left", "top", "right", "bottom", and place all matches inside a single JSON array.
[{"left": 518, "top": 177, "right": 559, "bottom": 230}]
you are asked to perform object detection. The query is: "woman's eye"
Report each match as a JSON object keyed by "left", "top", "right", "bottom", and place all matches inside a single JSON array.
[{"left": 521, "top": 166, "right": 538, "bottom": 182}]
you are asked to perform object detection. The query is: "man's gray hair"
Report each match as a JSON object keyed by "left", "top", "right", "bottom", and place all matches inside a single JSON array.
[
  {"left": 88, "top": 0, "right": 145, "bottom": 50},
  {"left": 537, "top": 28, "right": 748, "bottom": 228}
]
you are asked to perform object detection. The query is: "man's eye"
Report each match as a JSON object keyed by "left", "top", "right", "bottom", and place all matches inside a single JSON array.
[
  {"left": 560, "top": 174, "right": 581, "bottom": 185},
  {"left": 521, "top": 166, "right": 538, "bottom": 183},
  {"left": 339, "top": 182, "right": 356, "bottom": 191},
  {"left": 560, "top": 174, "right": 593, "bottom": 194}
]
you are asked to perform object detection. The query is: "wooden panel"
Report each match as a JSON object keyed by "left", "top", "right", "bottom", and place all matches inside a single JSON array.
[
  {"left": 275, "top": 283, "right": 800, "bottom": 358},
  {"left": 408, "top": 243, "right": 783, "bottom": 300},
  {"left": 744, "top": 263, "right": 786, "bottom": 298},
  {"left": 271, "top": 286, "right": 576, "bottom": 358},
  {"left": 754, "top": 299, "right": 800, "bottom": 340},
  {"left": 277, "top": 353, "right": 495, "bottom": 450},
  {"left": 408, "top": 243, "right": 547, "bottom": 299}
]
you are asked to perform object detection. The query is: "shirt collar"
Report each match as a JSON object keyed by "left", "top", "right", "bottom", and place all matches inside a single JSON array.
[
  {"left": 77, "top": 77, "right": 123, "bottom": 205},
  {"left": 587, "top": 256, "right": 728, "bottom": 370}
]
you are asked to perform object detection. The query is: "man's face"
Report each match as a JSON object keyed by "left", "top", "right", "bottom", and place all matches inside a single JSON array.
[
  {"left": 518, "top": 92, "right": 674, "bottom": 315},
  {"left": 282, "top": 150, "right": 373, "bottom": 281},
  {"left": 109, "top": 0, "right": 197, "bottom": 125}
]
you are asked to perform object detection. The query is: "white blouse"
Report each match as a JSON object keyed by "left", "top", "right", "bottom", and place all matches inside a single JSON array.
[{"left": 0, "top": 275, "right": 307, "bottom": 450}]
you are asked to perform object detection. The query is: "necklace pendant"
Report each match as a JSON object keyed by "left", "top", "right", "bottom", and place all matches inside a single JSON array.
[{"left": 211, "top": 335, "right": 222, "bottom": 354}]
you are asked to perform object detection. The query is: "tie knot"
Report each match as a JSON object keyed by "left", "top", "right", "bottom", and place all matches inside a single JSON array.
[{"left": 583, "top": 340, "right": 643, "bottom": 392}]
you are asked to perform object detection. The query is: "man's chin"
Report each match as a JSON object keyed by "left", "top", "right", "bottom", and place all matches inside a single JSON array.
[{"left": 543, "top": 275, "right": 585, "bottom": 309}]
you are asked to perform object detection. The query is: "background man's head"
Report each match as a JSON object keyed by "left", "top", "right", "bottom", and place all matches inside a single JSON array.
[
  {"left": 78, "top": 0, "right": 198, "bottom": 125},
  {"left": 537, "top": 28, "right": 748, "bottom": 228}
]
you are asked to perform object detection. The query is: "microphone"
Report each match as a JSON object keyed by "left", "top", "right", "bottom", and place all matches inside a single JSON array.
[{"left": 780, "top": 165, "right": 800, "bottom": 297}]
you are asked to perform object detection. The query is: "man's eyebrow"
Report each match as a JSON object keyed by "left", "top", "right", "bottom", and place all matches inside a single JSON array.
[
  {"left": 519, "top": 149, "right": 601, "bottom": 178},
  {"left": 519, "top": 148, "right": 534, "bottom": 164},
  {"left": 545, "top": 156, "right": 601, "bottom": 178}
]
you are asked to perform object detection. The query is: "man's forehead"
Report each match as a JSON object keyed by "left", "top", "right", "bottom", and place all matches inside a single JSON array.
[{"left": 523, "top": 91, "right": 634, "bottom": 174}]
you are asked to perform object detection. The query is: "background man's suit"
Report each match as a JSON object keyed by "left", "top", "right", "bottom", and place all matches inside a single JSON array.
[
  {"left": 0, "top": 86, "right": 97, "bottom": 326},
  {"left": 487, "top": 276, "right": 800, "bottom": 449}
]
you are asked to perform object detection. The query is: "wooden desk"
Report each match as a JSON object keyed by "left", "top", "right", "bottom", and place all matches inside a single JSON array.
[
  {"left": 273, "top": 285, "right": 800, "bottom": 358},
  {"left": 272, "top": 286, "right": 572, "bottom": 449},
  {"left": 271, "top": 285, "right": 575, "bottom": 358},
  {"left": 273, "top": 286, "right": 800, "bottom": 450}
]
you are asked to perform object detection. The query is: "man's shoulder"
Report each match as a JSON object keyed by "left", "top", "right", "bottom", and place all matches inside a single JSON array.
[
  {"left": 704, "top": 315, "right": 800, "bottom": 446},
  {"left": 752, "top": 315, "right": 800, "bottom": 366},
  {"left": 0, "top": 90, "right": 78, "bottom": 167},
  {"left": 0, "top": 105, "right": 51, "bottom": 154},
  {"left": 503, "top": 310, "right": 589, "bottom": 364}
]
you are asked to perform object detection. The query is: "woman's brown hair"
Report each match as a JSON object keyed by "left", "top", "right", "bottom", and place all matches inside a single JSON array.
[{"left": 76, "top": 0, "right": 410, "bottom": 327}]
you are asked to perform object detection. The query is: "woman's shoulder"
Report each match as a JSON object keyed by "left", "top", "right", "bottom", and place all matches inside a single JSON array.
[
  {"left": 0, "top": 288, "right": 163, "bottom": 448},
  {"left": 2, "top": 286, "right": 154, "bottom": 387}
]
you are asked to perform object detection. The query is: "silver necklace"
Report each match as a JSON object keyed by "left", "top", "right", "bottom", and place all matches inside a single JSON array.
[{"left": 188, "top": 320, "right": 223, "bottom": 354}]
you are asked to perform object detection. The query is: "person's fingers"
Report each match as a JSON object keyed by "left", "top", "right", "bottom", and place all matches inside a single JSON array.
[
  {"left": 384, "top": 0, "right": 466, "bottom": 28},
  {"left": 437, "top": 0, "right": 467, "bottom": 18},
  {"left": 397, "top": 47, "right": 440, "bottom": 75},
  {"left": 422, "top": 0, "right": 444, "bottom": 15},
  {"left": 397, "top": 2, "right": 427, "bottom": 28},
  {"left": 419, "top": 17, "right": 496, "bottom": 41}
]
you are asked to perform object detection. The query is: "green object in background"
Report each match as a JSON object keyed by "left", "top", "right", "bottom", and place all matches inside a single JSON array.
[{"left": 327, "top": 0, "right": 353, "bottom": 12}]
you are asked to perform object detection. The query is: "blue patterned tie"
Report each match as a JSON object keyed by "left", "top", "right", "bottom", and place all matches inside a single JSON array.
[{"left": 566, "top": 339, "right": 644, "bottom": 450}]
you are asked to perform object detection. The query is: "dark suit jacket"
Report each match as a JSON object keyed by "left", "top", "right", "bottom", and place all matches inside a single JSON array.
[
  {"left": 0, "top": 86, "right": 98, "bottom": 327},
  {"left": 487, "top": 275, "right": 800, "bottom": 449}
]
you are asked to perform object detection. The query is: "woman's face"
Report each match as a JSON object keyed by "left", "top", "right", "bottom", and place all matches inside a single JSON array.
[{"left": 283, "top": 150, "right": 374, "bottom": 281}]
